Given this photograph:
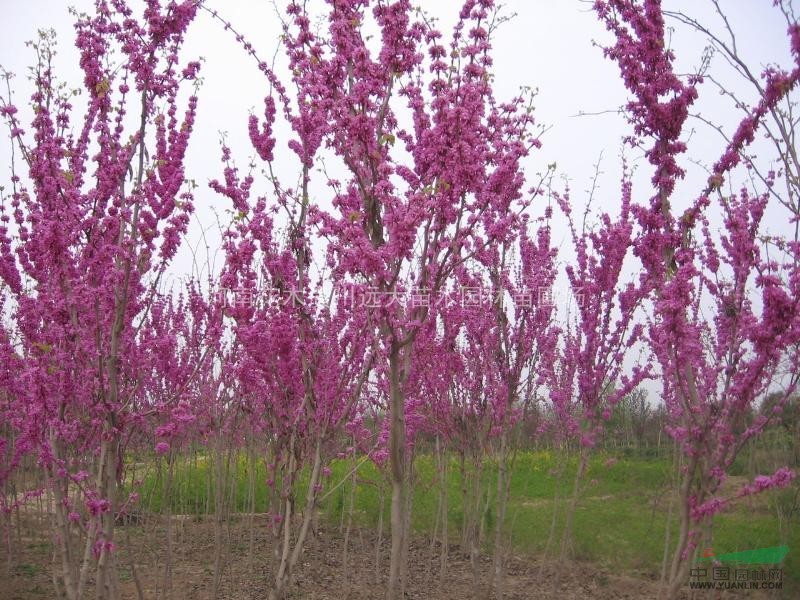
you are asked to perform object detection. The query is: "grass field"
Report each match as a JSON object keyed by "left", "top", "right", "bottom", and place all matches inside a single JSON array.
[{"left": 132, "top": 450, "right": 800, "bottom": 589}]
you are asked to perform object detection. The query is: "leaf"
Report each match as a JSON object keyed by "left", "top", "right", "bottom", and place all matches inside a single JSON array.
[
  {"left": 95, "top": 78, "right": 110, "bottom": 98},
  {"left": 34, "top": 341, "right": 52, "bottom": 354}
]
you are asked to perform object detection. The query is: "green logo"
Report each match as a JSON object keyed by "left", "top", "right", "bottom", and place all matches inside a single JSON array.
[{"left": 694, "top": 546, "right": 789, "bottom": 565}]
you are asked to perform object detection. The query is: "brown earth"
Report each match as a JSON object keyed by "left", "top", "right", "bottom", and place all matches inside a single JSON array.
[{"left": 0, "top": 514, "right": 783, "bottom": 599}]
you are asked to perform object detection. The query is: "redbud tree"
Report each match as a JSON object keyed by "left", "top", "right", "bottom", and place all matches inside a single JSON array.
[
  {"left": 0, "top": 1, "right": 200, "bottom": 597},
  {"left": 242, "top": 1, "right": 542, "bottom": 596},
  {"left": 551, "top": 171, "right": 649, "bottom": 565},
  {"left": 594, "top": 0, "right": 800, "bottom": 595},
  {"left": 421, "top": 206, "right": 558, "bottom": 596}
]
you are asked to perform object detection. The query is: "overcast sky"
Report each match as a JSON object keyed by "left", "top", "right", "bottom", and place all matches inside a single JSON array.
[
  {"left": 2, "top": 0, "right": 797, "bottom": 399},
  {"left": 2, "top": 1, "right": 792, "bottom": 256}
]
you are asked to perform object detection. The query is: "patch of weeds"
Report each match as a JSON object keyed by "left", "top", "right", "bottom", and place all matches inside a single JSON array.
[
  {"left": 28, "top": 541, "right": 50, "bottom": 551},
  {"left": 16, "top": 563, "right": 41, "bottom": 577}
]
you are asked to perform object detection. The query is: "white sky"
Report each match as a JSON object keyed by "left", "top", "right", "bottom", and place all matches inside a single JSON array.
[{"left": 1, "top": 0, "right": 797, "bottom": 402}]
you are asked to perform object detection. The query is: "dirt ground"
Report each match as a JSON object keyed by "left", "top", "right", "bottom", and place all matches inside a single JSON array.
[{"left": 0, "top": 513, "right": 786, "bottom": 599}]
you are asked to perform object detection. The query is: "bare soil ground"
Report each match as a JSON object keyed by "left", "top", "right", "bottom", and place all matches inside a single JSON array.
[{"left": 0, "top": 514, "right": 782, "bottom": 599}]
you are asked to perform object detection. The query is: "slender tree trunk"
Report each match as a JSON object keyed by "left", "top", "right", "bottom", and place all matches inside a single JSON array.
[
  {"left": 50, "top": 453, "right": 78, "bottom": 600},
  {"left": 247, "top": 445, "right": 257, "bottom": 570},
  {"left": 490, "top": 429, "right": 510, "bottom": 599},
  {"left": 466, "top": 455, "right": 485, "bottom": 600},
  {"left": 2, "top": 440, "right": 13, "bottom": 578},
  {"left": 269, "top": 438, "right": 323, "bottom": 600},
  {"left": 658, "top": 442, "right": 680, "bottom": 600},
  {"left": 387, "top": 342, "right": 409, "bottom": 600},
  {"left": 557, "top": 446, "right": 589, "bottom": 577},
  {"left": 212, "top": 433, "right": 227, "bottom": 600},
  {"left": 430, "top": 436, "right": 449, "bottom": 590},
  {"left": 401, "top": 452, "right": 414, "bottom": 598},
  {"left": 427, "top": 464, "right": 441, "bottom": 586},
  {"left": 342, "top": 447, "right": 357, "bottom": 595},
  {"left": 439, "top": 452, "right": 449, "bottom": 592},
  {"left": 375, "top": 478, "right": 385, "bottom": 586},
  {"left": 3, "top": 498, "right": 11, "bottom": 577},
  {"left": 95, "top": 434, "right": 120, "bottom": 600},
  {"left": 460, "top": 452, "right": 469, "bottom": 551},
  {"left": 538, "top": 454, "right": 562, "bottom": 580},
  {"left": 162, "top": 453, "right": 175, "bottom": 600},
  {"left": 665, "top": 455, "right": 699, "bottom": 599}
]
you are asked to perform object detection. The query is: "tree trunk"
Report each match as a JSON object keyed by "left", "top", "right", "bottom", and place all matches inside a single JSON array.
[
  {"left": 387, "top": 342, "right": 409, "bottom": 600},
  {"left": 95, "top": 434, "right": 119, "bottom": 600},
  {"left": 665, "top": 455, "right": 698, "bottom": 599},
  {"left": 162, "top": 453, "right": 175, "bottom": 600},
  {"left": 490, "top": 429, "right": 510, "bottom": 599},
  {"left": 212, "top": 433, "right": 227, "bottom": 600},
  {"left": 49, "top": 444, "right": 78, "bottom": 600},
  {"left": 559, "top": 448, "right": 588, "bottom": 564},
  {"left": 269, "top": 438, "right": 323, "bottom": 600},
  {"left": 375, "top": 479, "right": 385, "bottom": 585}
]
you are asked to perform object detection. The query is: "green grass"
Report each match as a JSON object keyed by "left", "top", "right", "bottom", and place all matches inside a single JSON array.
[
  {"left": 131, "top": 453, "right": 273, "bottom": 514},
  {"left": 16, "top": 563, "right": 42, "bottom": 578},
  {"left": 129, "top": 450, "right": 800, "bottom": 588}
]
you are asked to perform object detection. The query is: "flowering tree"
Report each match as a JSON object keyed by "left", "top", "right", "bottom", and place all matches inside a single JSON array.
[
  {"left": 2, "top": 0, "right": 798, "bottom": 597},
  {"left": 594, "top": 0, "right": 800, "bottom": 595},
  {"left": 138, "top": 282, "right": 227, "bottom": 596},
  {"left": 0, "top": 1, "right": 200, "bottom": 596},
  {"left": 550, "top": 169, "right": 649, "bottom": 564},
  {"left": 214, "top": 171, "right": 375, "bottom": 599},
  {"left": 420, "top": 207, "right": 558, "bottom": 597},
  {"left": 261, "top": 1, "right": 542, "bottom": 595},
  {"left": 210, "top": 42, "right": 378, "bottom": 593},
  {"left": 0, "top": 305, "right": 35, "bottom": 576}
]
